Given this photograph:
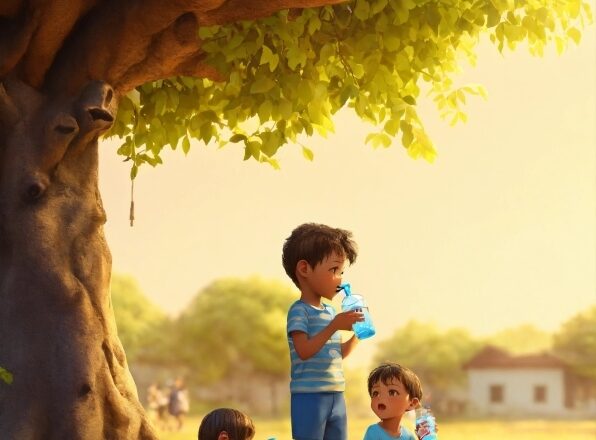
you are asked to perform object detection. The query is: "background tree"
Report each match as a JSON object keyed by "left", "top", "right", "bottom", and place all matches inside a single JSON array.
[
  {"left": 373, "top": 321, "right": 480, "bottom": 408},
  {"left": 553, "top": 306, "right": 596, "bottom": 381},
  {"left": 174, "top": 276, "right": 295, "bottom": 414},
  {"left": 111, "top": 274, "right": 168, "bottom": 363},
  {"left": 484, "top": 324, "right": 552, "bottom": 355},
  {"left": 0, "top": 1, "right": 591, "bottom": 438}
]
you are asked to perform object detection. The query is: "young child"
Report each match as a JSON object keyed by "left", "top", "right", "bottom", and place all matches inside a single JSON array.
[
  {"left": 197, "top": 408, "right": 255, "bottom": 440},
  {"left": 282, "top": 223, "right": 364, "bottom": 440},
  {"left": 363, "top": 362, "right": 423, "bottom": 440}
]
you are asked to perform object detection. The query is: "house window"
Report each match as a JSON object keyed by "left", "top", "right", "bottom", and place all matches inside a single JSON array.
[
  {"left": 534, "top": 385, "right": 547, "bottom": 403},
  {"left": 489, "top": 385, "right": 504, "bottom": 403}
]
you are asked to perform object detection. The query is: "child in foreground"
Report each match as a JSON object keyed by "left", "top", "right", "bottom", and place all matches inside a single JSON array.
[
  {"left": 363, "top": 362, "right": 423, "bottom": 440},
  {"left": 282, "top": 223, "right": 364, "bottom": 440},
  {"left": 198, "top": 408, "right": 255, "bottom": 440}
]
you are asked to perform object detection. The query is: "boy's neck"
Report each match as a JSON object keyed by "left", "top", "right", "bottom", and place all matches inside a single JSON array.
[
  {"left": 378, "top": 416, "right": 403, "bottom": 437},
  {"left": 299, "top": 290, "right": 322, "bottom": 308}
]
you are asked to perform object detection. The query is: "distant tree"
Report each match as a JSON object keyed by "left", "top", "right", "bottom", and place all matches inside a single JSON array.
[
  {"left": 484, "top": 324, "right": 552, "bottom": 355},
  {"left": 111, "top": 275, "right": 168, "bottom": 362},
  {"left": 553, "top": 306, "right": 596, "bottom": 380},
  {"left": 373, "top": 321, "right": 481, "bottom": 401},
  {"left": 174, "top": 276, "right": 295, "bottom": 413}
]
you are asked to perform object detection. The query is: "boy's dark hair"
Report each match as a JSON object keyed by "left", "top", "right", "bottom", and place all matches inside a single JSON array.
[
  {"left": 282, "top": 223, "right": 358, "bottom": 287},
  {"left": 198, "top": 408, "right": 255, "bottom": 440},
  {"left": 367, "top": 362, "right": 423, "bottom": 401}
]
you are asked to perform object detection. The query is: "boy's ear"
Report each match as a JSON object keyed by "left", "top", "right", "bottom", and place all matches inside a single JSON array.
[
  {"left": 296, "top": 259, "right": 310, "bottom": 278},
  {"left": 217, "top": 431, "right": 229, "bottom": 440},
  {"left": 408, "top": 397, "right": 420, "bottom": 410}
]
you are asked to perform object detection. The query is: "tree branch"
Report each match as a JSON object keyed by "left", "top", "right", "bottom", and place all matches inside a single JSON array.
[{"left": 1, "top": 0, "right": 346, "bottom": 97}]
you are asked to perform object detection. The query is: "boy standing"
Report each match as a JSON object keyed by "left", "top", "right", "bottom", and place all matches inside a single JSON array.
[
  {"left": 282, "top": 223, "right": 364, "bottom": 440},
  {"left": 364, "top": 362, "right": 423, "bottom": 440}
]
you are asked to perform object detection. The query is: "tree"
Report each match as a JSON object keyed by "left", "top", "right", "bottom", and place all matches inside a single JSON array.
[
  {"left": 0, "top": 1, "right": 591, "bottom": 438},
  {"left": 110, "top": 274, "right": 168, "bottom": 363},
  {"left": 174, "top": 277, "right": 295, "bottom": 414},
  {"left": 373, "top": 321, "right": 480, "bottom": 405},
  {"left": 553, "top": 306, "right": 596, "bottom": 380},
  {"left": 484, "top": 324, "right": 552, "bottom": 355}
]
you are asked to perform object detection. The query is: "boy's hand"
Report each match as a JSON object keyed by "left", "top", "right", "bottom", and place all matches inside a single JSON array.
[{"left": 332, "top": 310, "right": 364, "bottom": 331}]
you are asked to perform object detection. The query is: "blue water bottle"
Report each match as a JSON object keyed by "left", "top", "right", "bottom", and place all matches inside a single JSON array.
[
  {"left": 415, "top": 406, "right": 438, "bottom": 439},
  {"left": 339, "top": 283, "right": 375, "bottom": 340}
]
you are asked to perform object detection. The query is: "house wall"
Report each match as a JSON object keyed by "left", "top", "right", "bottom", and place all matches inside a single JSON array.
[{"left": 467, "top": 368, "right": 565, "bottom": 416}]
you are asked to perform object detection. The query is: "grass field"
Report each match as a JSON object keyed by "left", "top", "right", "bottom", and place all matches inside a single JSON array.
[{"left": 155, "top": 415, "right": 596, "bottom": 440}]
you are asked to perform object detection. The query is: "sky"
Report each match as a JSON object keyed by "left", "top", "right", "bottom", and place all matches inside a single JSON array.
[{"left": 98, "top": 23, "right": 595, "bottom": 363}]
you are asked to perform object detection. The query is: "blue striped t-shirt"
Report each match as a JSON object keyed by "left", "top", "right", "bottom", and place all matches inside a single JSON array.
[{"left": 287, "top": 300, "right": 344, "bottom": 393}]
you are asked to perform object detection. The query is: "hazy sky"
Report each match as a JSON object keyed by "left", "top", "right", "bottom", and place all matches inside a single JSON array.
[{"left": 98, "top": 24, "right": 595, "bottom": 360}]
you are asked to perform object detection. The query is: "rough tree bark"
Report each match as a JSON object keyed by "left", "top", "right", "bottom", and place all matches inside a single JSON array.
[{"left": 0, "top": 1, "right": 342, "bottom": 438}]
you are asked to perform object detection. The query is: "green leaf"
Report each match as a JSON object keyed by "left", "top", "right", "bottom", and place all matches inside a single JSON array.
[
  {"left": 260, "top": 46, "right": 274, "bottom": 66},
  {"left": 307, "top": 15, "right": 322, "bottom": 35},
  {"left": 354, "top": 0, "right": 371, "bottom": 21},
  {"left": 403, "top": 95, "right": 416, "bottom": 105},
  {"left": 279, "top": 99, "right": 293, "bottom": 120},
  {"left": 297, "top": 80, "right": 314, "bottom": 103},
  {"left": 258, "top": 100, "right": 273, "bottom": 123},
  {"left": 198, "top": 25, "right": 220, "bottom": 39},
  {"left": 567, "top": 27, "right": 581, "bottom": 45},
  {"left": 182, "top": 136, "right": 191, "bottom": 155},
  {"left": 302, "top": 146, "right": 314, "bottom": 161},
  {"left": 130, "top": 164, "right": 138, "bottom": 180},
  {"left": 287, "top": 45, "right": 307, "bottom": 70},
  {"left": 245, "top": 140, "right": 261, "bottom": 160},
  {"left": 383, "top": 118, "right": 400, "bottom": 136},
  {"left": 0, "top": 367, "right": 13, "bottom": 385},
  {"left": 229, "top": 133, "right": 248, "bottom": 143},
  {"left": 154, "top": 90, "right": 167, "bottom": 116},
  {"left": 250, "top": 77, "right": 276, "bottom": 94},
  {"left": 383, "top": 35, "right": 400, "bottom": 52}
]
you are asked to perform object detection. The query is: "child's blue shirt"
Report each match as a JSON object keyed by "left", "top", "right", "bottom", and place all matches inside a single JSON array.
[
  {"left": 286, "top": 300, "right": 344, "bottom": 393},
  {"left": 362, "top": 423, "right": 417, "bottom": 440}
]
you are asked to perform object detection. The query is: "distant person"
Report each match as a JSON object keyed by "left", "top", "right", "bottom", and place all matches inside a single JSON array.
[
  {"left": 282, "top": 223, "right": 364, "bottom": 440},
  {"left": 168, "top": 377, "right": 190, "bottom": 431},
  {"left": 198, "top": 408, "right": 255, "bottom": 440},
  {"left": 363, "top": 362, "right": 423, "bottom": 440},
  {"left": 146, "top": 382, "right": 161, "bottom": 421},
  {"left": 156, "top": 382, "right": 170, "bottom": 429},
  {"left": 147, "top": 382, "right": 170, "bottom": 430}
]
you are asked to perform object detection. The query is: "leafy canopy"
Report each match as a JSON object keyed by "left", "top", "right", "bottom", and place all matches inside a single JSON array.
[
  {"left": 111, "top": 274, "right": 168, "bottom": 362},
  {"left": 373, "top": 320, "right": 481, "bottom": 394},
  {"left": 483, "top": 324, "right": 553, "bottom": 355},
  {"left": 173, "top": 276, "right": 295, "bottom": 384},
  {"left": 553, "top": 306, "right": 596, "bottom": 380},
  {"left": 108, "top": 0, "right": 593, "bottom": 178}
]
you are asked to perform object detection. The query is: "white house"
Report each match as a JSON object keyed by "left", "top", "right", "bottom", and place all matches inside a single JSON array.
[{"left": 463, "top": 346, "right": 573, "bottom": 417}]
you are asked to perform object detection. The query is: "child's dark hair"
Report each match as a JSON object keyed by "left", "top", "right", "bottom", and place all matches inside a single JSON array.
[
  {"left": 282, "top": 223, "right": 358, "bottom": 286},
  {"left": 198, "top": 408, "right": 255, "bottom": 440},
  {"left": 367, "top": 362, "right": 423, "bottom": 401}
]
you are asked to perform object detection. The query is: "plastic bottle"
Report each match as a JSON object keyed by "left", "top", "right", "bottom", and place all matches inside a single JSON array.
[
  {"left": 338, "top": 283, "right": 376, "bottom": 340},
  {"left": 415, "top": 406, "right": 438, "bottom": 440}
]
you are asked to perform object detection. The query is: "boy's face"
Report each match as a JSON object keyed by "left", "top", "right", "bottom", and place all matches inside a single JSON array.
[
  {"left": 307, "top": 251, "right": 346, "bottom": 300},
  {"left": 370, "top": 378, "right": 418, "bottom": 421}
]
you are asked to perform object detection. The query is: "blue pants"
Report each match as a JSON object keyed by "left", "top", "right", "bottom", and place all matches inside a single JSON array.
[{"left": 291, "top": 392, "right": 347, "bottom": 440}]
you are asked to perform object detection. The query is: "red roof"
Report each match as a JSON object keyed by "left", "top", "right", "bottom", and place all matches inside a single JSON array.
[{"left": 463, "top": 346, "right": 568, "bottom": 370}]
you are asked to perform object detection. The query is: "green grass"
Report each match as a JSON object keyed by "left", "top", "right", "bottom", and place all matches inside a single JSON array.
[{"left": 155, "top": 415, "right": 596, "bottom": 440}]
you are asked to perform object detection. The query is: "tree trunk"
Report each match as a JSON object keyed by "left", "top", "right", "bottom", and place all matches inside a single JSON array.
[
  {"left": 0, "top": 1, "right": 343, "bottom": 438},
  {"left": 0, "top": 79, "right": 156, "bottom": 439}
]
